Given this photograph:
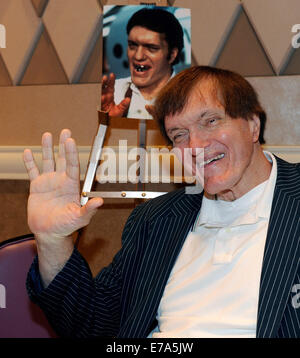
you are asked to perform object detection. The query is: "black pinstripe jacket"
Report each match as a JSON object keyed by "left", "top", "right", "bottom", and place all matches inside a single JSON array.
[{"left": 27, "top": 157, "right": 300, "bottom": 338}]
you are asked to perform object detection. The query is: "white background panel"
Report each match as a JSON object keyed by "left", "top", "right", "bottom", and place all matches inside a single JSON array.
[{"left": 248, "top": 75, "right": 300, "bottom": 145}]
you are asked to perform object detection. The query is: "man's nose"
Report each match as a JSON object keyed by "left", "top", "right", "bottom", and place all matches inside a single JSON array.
[
  {"left": 189, "top": 132, "right": 210, "bottom": 154},
  {"left": 134, "top": 46, "right": 146, "bottom": 60}
]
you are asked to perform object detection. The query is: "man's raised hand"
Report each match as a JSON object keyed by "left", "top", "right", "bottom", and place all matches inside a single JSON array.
[
  {"left": 23, "top": 129, "right": 103, "bottom": 241},
  {"left": 101, "top": 73, "right": 131, "bottom": 117}
]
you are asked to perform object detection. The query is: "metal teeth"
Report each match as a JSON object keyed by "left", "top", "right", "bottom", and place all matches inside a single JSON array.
[
  {"left": 204, "top": 153, "right": 225, "bottom": 166},
  {"left": 135, "top": 64, "right": 147, "bottom": 72}
]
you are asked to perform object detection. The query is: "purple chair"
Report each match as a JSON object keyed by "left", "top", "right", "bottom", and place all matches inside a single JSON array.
[{"left": 0, "top": 234, "right": 57, "bottom": 338}]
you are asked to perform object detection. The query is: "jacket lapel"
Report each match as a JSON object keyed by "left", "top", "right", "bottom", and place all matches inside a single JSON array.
[{"left": 256, "top": 158, "right": 300, "bottom": 337}]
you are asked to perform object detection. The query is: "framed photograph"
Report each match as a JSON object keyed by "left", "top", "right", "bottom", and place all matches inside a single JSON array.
[{"left": 101, "top": 5, "right": 191, "bottom": 120}]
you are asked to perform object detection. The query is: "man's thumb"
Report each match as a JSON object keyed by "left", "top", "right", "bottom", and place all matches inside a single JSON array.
[{"left": 80, "top": 197, "right": 104, "bottom": 218}]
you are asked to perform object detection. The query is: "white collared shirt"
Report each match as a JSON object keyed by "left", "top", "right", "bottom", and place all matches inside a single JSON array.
[
  {"left": 149, "top": 152, "right": 277, "bottom": 338},
  {"left": 114, "top": 72, "right": 174, "bottom": 120},
  {"left": 114, "top": 77, "right": 154, "bottom": 119}
]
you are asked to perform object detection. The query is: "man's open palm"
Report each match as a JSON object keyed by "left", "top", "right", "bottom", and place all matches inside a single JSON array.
[
  {"left": 101, "top": 73, "right": 131, "bottom": 117},
  {"left": 23, "top": 129, "right": 103, "bottom": 239}
]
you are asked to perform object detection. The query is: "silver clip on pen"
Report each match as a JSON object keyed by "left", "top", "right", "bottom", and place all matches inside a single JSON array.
[{"left": 80, "top": 110, "right": 109, "bottom": 206}]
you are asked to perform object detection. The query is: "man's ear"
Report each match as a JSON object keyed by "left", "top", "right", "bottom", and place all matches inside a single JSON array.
[
  {"left": 168, "top": 47, "right": 178, "bottom": 65},
  {"left": 249, "top": 115, "right": 261, "bottom": 143}
]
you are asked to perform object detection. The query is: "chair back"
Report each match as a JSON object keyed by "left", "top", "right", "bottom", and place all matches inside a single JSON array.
[{"left": 0, "top": 234, "right": 57, "bottom": 338}]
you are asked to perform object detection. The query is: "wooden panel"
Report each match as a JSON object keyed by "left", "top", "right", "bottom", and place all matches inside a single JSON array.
[
  {"left": 0, "top": 84, "right": 101, "bottom": 146},
  {"left": 282, "top": 48, "right": 300, "bottom": 75},
  {"left": 21, "top": 28, "right": 69, "bottom": 85},
  {"left": 0, "top": 54, "right": 12, "bottom": 86},
  {"left": 0, "top": 0, "right": 42, "bottom": 84},
  {"left": 43, "top": 0, "right": 102, "bottom": 83},
  {"left": 0, "top": 180, "right": 31, "bottom": 241},
  {"left": 0, "top": 84, "right": 164, "bottom": 146},
  {"left": 31, "top": 0, "right": 49, "bottom": 17},
  {"left": 174, "top": 0, "right": 241, "bottom": 66},
  {"left": 79, "top": 31, "right": 102, "bottom": 84}
]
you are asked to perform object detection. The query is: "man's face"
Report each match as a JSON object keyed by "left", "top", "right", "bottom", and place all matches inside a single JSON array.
[
  {"left": 127, "top": 26, "right": 177, "bottom": 95},
  {"left": 164, "top": 79, "right": 262, "bottom": 199}
]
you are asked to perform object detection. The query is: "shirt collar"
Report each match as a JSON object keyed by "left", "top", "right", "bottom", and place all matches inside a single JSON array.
[{"left": 257, "top": 151, "right": 277, "bottom": 219}]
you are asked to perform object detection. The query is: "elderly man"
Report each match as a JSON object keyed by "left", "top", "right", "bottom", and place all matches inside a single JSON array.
[
  {"left": 101, "top": 7, "right": 184, "bottom": 119},
  {"left": 24, "top": 66, "right": 300, "bottom": 338}
]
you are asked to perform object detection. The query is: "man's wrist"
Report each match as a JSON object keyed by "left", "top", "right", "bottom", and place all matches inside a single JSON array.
[
  {"left": 34, "top": 231, "right": 76, "bottom": 243},
  {"left": 35, "top": 234, "right": 75, "bottom": 288}
]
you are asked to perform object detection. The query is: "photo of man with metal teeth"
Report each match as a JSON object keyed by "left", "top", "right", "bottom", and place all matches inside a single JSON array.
[{"left": 101, "top": 6, "right": 191, "bottom": 119}]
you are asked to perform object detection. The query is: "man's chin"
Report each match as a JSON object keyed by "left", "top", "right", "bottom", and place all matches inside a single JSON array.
[
  {"left": 131, "top": 76, "right": 151, "bottom": 88},
  {"left": 204, "top": 182, "right": 238, "bottom": 201},
  {"left": 203, "top": 179, "right": 226, "bottom": 198}
]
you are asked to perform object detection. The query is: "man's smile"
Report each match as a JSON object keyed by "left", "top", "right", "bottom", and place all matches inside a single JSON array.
[
  {"left": 203, "top": 153, "right": 225, "bottom": 167},
  {"left": 133, "top": 64, "right": 151, "bottom": 73}
]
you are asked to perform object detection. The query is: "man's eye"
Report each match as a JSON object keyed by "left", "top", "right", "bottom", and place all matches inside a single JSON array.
[
  {"left": 207, "top": 118, "right": 219, "bottom": 125},
  {"left": 148, "top": 46, "right": 159, "bottom": 52},
  {"left": 173, "top": 133, "right": 185, "bottom": 142},
  {"left": 128, "top": 42, "right": 137, "bottom": 50}
]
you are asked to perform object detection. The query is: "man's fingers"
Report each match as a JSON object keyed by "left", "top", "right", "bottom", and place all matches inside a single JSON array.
[
  {"left": 101, "top": 75, "right": 108, "bottom": 92},
  {"left": 101, "top": 93, "right": 115, "bottom": 112},
  {"left": 101, "top": 73, "right": 115, "bottom": 94},
  {"left": 65, "top": 137, "right": 80, "bottom": 180},
  {"left": 23, "top": 149, "right": 40, "bottom": 181},
  {"left": 101, "top": 73, "right": 115, "bottom": 111},
  {"left": 57, "top": 129, "right": 72, "bottom": 173},
  {"left": 107, "top": 72, "right": 115, "bottom": 89},
  {"left": 106, "top": 97, "right": 130, "bottom": 117},
  {"left": 24, "top": 129, "right": 76, "bottom": 181},
  {"left": 42, "top": 132, "right": 55, "bottom": 173}
]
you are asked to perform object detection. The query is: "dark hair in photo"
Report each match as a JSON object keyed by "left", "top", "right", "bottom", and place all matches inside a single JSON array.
[
  {"left": 126, "top": 8, "right": 184, "bottom": 66},
  {"left": 154, "top": 66, "right": 267, "bottom": 144}
]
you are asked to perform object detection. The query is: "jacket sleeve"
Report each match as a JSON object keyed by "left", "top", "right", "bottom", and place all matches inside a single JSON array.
[{"left": 26, "top": 203, "right": 145, "bottom": 338}]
